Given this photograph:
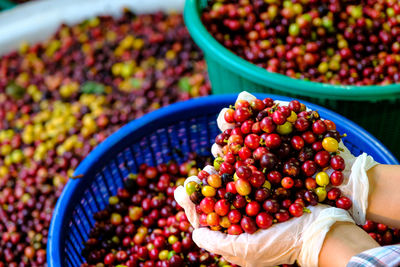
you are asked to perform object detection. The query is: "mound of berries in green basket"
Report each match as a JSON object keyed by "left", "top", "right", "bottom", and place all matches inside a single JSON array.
[{"left": 202, "top": 0, "right": 400, "bottom": 85}]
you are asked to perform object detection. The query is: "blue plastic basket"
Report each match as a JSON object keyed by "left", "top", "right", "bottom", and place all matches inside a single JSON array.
[{"left": 47, "top": 94, "right": 399, "bottom": 267}]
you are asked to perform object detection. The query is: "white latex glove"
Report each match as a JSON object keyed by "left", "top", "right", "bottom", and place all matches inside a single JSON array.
[
  {"left": 329, "top": 142, "right": 378, "bottom": 225},
  {"left": 174, "top": 170, "right": 355, "bottom": 267},
  {"left": 213, "top": 91, "right": 379, "bottom": 225},
  {"left": 216, "top": 91, "right": 257, "bottom": 132},
  {"left": 174, "top": 165, "right": 218, "bottom": 228},
  {"left": 193, "top": 205, "right": 354, "bottom": 267}
]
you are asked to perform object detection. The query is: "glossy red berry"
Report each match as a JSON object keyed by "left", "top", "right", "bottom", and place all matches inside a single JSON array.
[
  {"left": 305, "top": 177, "right": 317, "bottom": 190},
  {"left": 281, "top": 177, "right": 294, "bottom": 189},
  {"left": 244, "top": 134, "right": 261, "bottom": 150},
  {"left": 236, "top": 165, "right": 252, "bottom": 179},
  {"left": 312, "top": 141, "right": 323, "bottom": 151},
  {"left": 228, "top": 209, "right": 242, "bottom": 224},
  {"left": 241, "top": 120, "right": 254, "bottom": 134},
  {"left": 330, "top": 171, "right": 344, "bottom": 186},
  {"left": 250, "top": 99, "right": 265, "bottom": 111},
  {"left": 254, "top": 188, "right": 270, "bottom": 202},
  {"left": 294, "top": 117, "right": 310, "bottom": 131},
  {"left": 214, "top": 199, "right": 230, "bottom": 216},
  {"left": 238, "top": 146, "right": 252, "bottom": 160},
  {"left": 377, "top": 223, "right": 388, "bottom": 233},
  {"left": 260, "top": 153, "right": 278, "bottom": 171},
  {"left": 289, "top": 100, "right": 301, "bottom": 112},
  {"left": 200, "top": 197, "right": 216, "bottom": 214},
  {"left": 301, "top": 160, "right": 317, "bottom": 177},
  {"left": 246, "top": 201, "right": 261, "bottom": 217},
  {"left": 291, "top": 136, "right": 305, "bottom": 151},
  {"left": 312, "top": 120, "right": 327, "bottom": 135},
  {"left": 267, "top": 170, "right": 282, "bottom": 184},
  {"left": 234, "top": 108, "right": 251, "bottom": 122},
  {"left": 327, "top": 188, "right": 341, "bottom": 200},
  {"left": 241, "top": 217, "right": 257, "bottom": 234},
  {"left": 260, "top": 117, "right": 276, "bottom": 133},
  {"left": 272, "top": 110, "right": 286, "bottom": 125},
  {"left": 314, "top": 151, "right": 330, "bottom": 167},
  {"left": 262, "top": 98, "right": 274, "bottom": 107},
  {"left": 362, "top": 220, "right": 376, "bottom": 232},
  {"left": 275, "top": 210, "right": 290, "bottom": 222},
  {"left": 331, "top": 155, "right": 345, "bottom": 171},
  {"left": 289, "top": 203, "right": 303, "bottom": 217},
  {"left": 253, "top": 147, "right": 268, "bottom": 161},
  {"left": 263, "top": 199, "right": 279, "bottom": 213},
  {"left": 104, "top": 253, "right": 115, "bottom": 265},
  {"left": 224, "top": 109, "right": 235, "bottom": 123},
  {"left": 256, "top": 212, "right": 273, "bottom": 229},
  {"left": 228, "top": 224, "right": 243, "bottom": 235},
  {"left": 302, "top": 131, "right": 316, "bottom": 144},
  {"left": 336, "top": 196, "right": 352, "bottom": 210},
  {"left": 265, "top": 133, "right": 281, "bottom": 149},
  {"left": 233, "top": 194, "right": 247, "bottom": 209}
]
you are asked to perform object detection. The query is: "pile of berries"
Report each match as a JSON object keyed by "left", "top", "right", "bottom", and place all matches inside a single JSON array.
[
  {"left": 202, "top": 0, "right": 400, "bottom": 85},
  {"left": 0, "top": 11, "right": 209, "bottom": 266},
  {"left": 81, "top": 155, "right": 239, "bottom": 267},
  {"left": 185, "top": 96, "right": 352, "bottom": 234},
  {"left": 361, "top": 220, "right": 400, "bottom": 246}
]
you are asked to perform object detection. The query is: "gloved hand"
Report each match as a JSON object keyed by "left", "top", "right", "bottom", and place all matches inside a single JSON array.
[
  {"left": 212, "top": 91, "right": 379, "bottom": 225},
  {"left": 328, "top": 142, "right": 378, "bottom": 225},
  {"left": 174, "top": 168, "right": 355, "bottom": 267},
  {"left": 174, "top": 165, "right": 218, "bottom": 229}
]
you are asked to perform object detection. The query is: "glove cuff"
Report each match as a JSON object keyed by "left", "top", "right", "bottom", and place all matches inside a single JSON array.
[
  {"left": 174, "top": 186, "right": 199, "bottom": 228},
  {"left": 298, "top": 207, "right": 355, "bottom": 267},
  {"left": 346, "top": 153, "right": 379, "bottom": 225}
]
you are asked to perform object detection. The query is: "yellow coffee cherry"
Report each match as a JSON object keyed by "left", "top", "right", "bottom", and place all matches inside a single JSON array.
[
  {"left": 219, "top": 216, "right": 231, "bottom": 228},
  {"left": 322, "top": 137, "right": 339, "bottom": 152},
  {"left": 315, "top": 171, "right": 330, "bottom": 187},
  {"left": 202, "top": 185, "right": 216, "bottom": 197},
  {"left": 315, "top": 187, "right": 327, "bottom": 202}
]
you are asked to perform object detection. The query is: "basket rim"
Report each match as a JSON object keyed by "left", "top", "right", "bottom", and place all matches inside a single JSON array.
[
  {"left": 47, "top": 94, "right": 399, "bottom": 266},
  {"left": 184, "top": 0, "right": 400, "bottom": 101}
]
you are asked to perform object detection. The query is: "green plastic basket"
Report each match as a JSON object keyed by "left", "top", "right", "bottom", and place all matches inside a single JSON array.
[
  {"left": 184, "top": 0, "right": 400, "bottom": 159},
  {"left": 0, "top": 0, "right": 15, "bottom": 10}
]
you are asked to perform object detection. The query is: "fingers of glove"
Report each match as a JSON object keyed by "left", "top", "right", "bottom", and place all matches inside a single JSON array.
[
  {"left": 220, "top": 255, "right": 248, "bottom": 267},
  {"left": 217, "top": 92, "right": 256, "bottom": 132},
  {"left": 217, "top": 108, "right": 235, "bottom": 132},
  {"left": 174, "top": 186, "right": 199, "bottom": 228},
  {"left": 211, "top": 143, "right": 223, "bottom": 158},
  {"left": 183, "top": 176, "right": 201, "bottom": 187},
  {"left": 192, "top": 227, "right": 241, "bottom": 259},
  {"left": 203, "top": 165, "right": 218, "bottom": 175},
  {"left": 192, "top": 227, "right": 275, "bottom": 266},
  {"left": 193, "top": 206, "right": 339, "bottom": 267},
  {"left": 193, "top": 220, "right": 304, "bottom": 267},
  {"left": 339, "top": 141, "right": 357, "bottom": 175},
  {"left": 346, "top": 153, "right": 378, "bottom": 225},
  {"left": 237, "top": 91, "right": 257, "bottom": 103},
  {"left": 338, "top": 141, "right": 354, "bottom": 159}
]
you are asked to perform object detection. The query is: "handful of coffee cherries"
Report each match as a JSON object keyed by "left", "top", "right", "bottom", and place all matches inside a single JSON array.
[{"left": 185, "top": 93, "right": 352, "bottom": 235}]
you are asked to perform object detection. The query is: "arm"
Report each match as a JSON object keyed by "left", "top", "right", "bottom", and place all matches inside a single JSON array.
[
  {"left": 366, "top": 165, "right": 400, "bottom": 228},
  {"left": 319, "top": 222, "right": 380, "bottom": 267},
  {"left": 347, "top": 245, "right": 400, "bottom": 267}
]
